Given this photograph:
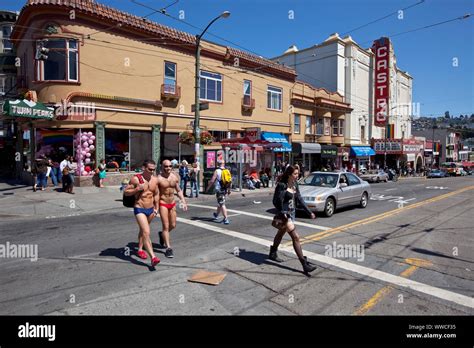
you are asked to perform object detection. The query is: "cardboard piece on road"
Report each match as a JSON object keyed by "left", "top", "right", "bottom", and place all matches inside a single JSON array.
[{"left": 188, "top": 270, "right": 226, "bottom": 286}]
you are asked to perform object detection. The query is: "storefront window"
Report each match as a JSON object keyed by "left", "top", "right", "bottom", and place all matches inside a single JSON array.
[
  {"left": 36, "top": 128, "right": 74, "bottom": 162},
  {"left": 130, "top": 130, "right": 152, "bottom": 171},
  {"left": 105, "top": 129, "right": 129, "bottom": 171}
]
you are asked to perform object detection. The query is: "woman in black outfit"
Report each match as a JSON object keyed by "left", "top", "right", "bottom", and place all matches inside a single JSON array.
[{"left": 270, "top": 165, "right": 317, "bottom": 275}]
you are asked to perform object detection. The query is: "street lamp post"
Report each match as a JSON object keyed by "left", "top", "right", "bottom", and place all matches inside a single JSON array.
[{"left": 193, "top": 11, "right": 230, "bottom": 167}]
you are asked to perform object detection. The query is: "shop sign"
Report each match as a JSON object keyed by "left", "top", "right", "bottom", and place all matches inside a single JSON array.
[
  {"left": 243, "top": 127, "right": 261, "bottom": 142},
  {"left": 403, "top": 144, "right": 423, "bottom": 153},
  {"left": 372, "top": 37, "right": 390, "bottom": 128},
  {"left": 374, "top": 140, "right": 402, "bottom": 154},
  {"left": 321, "top": 146, "right": 338, "bottom": 158},
  {"left": 3, "top": 99, "right": 54, "bottom": 120}
]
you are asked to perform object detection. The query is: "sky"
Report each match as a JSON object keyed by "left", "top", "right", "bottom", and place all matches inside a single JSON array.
[{"left": 3, "top": 0, "right": 473, "bottom": 117}]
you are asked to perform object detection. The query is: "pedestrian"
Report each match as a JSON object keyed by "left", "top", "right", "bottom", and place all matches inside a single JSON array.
[
  {"left": 206, "top": 160, "right": 232, "bottom": 225},
  {"left": 269, "top": 165, "right": 317, "bottom": 276},
  {"left": 124, "top": 159, "right": 160, "bottom": 266},
  {"left": 259, "top": 168, "right": 269, "bottom": 188},
  {"left": 97, "top": 159, "right": 107, "bottom": 188},
  {"left": 189, "top": 162, "right": 199, "bottom": 198},
  {"left": 60, "top": 155, "right": 74, "bottom": 194},
  {"left": 171, "top": 158, "right": 178, "bottom": 168},
  {"left": 34, "top": 154, "right": 49, "bottom": 191},
  {"left": 156, "top": 159, "right": 188, "bottom": 258},
  {"left": 47, "top": 158, "right": 58, "bottom": 188},
  {"left": 179, "top": 160, "right": 189, "bottom": 197}
]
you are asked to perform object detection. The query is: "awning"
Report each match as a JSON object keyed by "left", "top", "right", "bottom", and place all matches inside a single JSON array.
[
  {"left": 350, "top": 146, "right": 376, "bottom": 157},
  {"left": 261, "top": 132, "right": 292, "bottom": 152},
  {"left": 2, "top": 99, "right": 54, "bottom": 120},
  {"left": 292, "top": 142, "right": 321, "bottom": 154}
]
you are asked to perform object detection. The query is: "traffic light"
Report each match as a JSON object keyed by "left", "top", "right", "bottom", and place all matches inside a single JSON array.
[{"left": 35, "top": 39, "right": 49, "bottom": 60}]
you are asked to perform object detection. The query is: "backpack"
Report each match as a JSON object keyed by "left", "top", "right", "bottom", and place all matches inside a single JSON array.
[
  {"left": 219, "top": 168, "right": 232, "bottom": 189},
  {"left": 123, "top": 174, "right": 144, "bottom": 207}
]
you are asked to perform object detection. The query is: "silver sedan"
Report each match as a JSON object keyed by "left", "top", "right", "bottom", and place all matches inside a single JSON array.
[
  {"left": 359, "top": 170, "right": 389, "bottom": 183},
  {"left": 297, "top": 171, "right": 372, "bottom": 217}
]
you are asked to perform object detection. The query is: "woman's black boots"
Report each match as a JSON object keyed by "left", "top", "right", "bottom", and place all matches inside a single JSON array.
[
  {"left": 269, "top": 245, "right": 283, "bottom": 262},
  {"left": 301, "top": 256, "right": 317, "bottom": 275}
]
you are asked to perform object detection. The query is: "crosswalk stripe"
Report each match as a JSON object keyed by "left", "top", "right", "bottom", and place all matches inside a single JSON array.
[{"left": 187, "top": 203, "right": 330, "bottom": 231}]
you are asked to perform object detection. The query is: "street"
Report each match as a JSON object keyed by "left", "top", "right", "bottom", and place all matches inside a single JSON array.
[{"left": 0, "top": 176, "right": 473, "bottom": 315}]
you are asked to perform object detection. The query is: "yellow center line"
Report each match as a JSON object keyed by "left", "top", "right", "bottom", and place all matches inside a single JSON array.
[
  {"left": 354, "top": 258, "right": 433, "bottom": 315},
  {"left": 283, "top": 185, "right": 474, "bottom": 247}
]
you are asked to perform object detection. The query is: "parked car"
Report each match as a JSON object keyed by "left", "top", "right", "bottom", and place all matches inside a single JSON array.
[
  {"left": 457, "top": 168, "right": 468, "bottom": 176},
  {"left": 297, "top": 171, "right": 372, "bottom": 217},
  {"left": 426, "top": 169, "right": 446, "bottom": 178},
  {"left": 359, "top": 170, "right": 389, "bottom": 183}
]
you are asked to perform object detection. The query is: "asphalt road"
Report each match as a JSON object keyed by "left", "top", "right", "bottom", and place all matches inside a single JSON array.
[{"left": 0, "top": 176, "right": 473, "bottom": 315}]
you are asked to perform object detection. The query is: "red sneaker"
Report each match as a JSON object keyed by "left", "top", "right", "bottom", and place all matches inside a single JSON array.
[
  {"left": 137, "top": 250, "right": 147, "bottom": 259},
  {"left": 151, "top": 256, "right": 160, "bottom": 266}
]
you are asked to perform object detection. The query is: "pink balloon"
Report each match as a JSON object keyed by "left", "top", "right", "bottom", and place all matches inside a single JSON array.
[
  {"left": 90, "top": 135, "right": 96, "bottom": 141},
  {"left": 87, "top": 132, "right": 92, "bottom": 136},
  {"left": 88, "top": 139, "right": 93, "bottom": 144},
  {"left": 86, "top": 152, "right": 91, "bottom": 157},
  {"left": 85, "top": 158, "right": 91, "bottom": 163},
  {"left": 89, "top": 145, "right": 95, "bottom": 151},
  {"left": 82, "top": 142, "right": 88, "bottom": 148},
  {"left": 81, "top": 135, "right": 88, "bottom": 141},
  {"left": 84, "top": 147, "right": 90, "bottom": 153}
]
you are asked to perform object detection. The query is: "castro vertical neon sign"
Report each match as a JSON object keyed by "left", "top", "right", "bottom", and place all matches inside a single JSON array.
[{"left": 373, "top": 37, "right": 390, "bottom": 128}]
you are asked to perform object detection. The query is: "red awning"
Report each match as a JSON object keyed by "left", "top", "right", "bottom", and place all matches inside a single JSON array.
[
  {"left": 461, "top": 161, "right": 474, "bottom": 168},
  {"left": 220, "top": 136, "right": 282, "bottom": 151}
]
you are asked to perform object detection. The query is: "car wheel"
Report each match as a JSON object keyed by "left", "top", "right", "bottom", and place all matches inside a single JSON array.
[
  {"left": 324, "top": 198, "right": 335, "bottom": 217},
  {"left": 360, "top": 192, "right": 368, "bottom": 208}
]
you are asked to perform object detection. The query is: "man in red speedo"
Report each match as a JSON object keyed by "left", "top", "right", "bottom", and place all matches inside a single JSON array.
[{"left": 156, "top": 159, "right": 188, "bottom": 258}]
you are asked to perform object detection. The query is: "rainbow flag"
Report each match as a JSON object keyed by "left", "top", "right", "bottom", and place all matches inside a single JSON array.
[
  {"left": 38, "top": 128, "right": 74, "bottom": 145},
  {"left": 385, "top": 124, "right": 395, "bottom": 139}
]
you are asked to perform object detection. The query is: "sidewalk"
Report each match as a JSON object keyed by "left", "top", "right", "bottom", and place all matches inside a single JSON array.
[{"left": 0, "top": 180, "right": 274, "bottom": 220}]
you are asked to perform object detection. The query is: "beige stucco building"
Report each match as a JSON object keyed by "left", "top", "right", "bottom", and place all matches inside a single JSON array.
[{"left": 10, "top": 0, "right": 351, "bottom": 183}]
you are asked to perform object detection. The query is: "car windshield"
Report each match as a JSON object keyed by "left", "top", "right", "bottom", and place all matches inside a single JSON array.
[{"left": 299, "top": 173, "right": 339, "bottom": 188}]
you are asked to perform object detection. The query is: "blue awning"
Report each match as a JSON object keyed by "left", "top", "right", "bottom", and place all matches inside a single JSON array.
[
  {"left": 261, "top": 132, "right": 292, "bottom": 152},
  {"left": 350, "top": 146, "right": 376, "bottom": 157}
]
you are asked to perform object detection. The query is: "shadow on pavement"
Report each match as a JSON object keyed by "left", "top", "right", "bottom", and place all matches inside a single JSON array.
[
  {"left": 234, "top": 248, "right": 305, "bottom": 275},
  {"left": 100, "top": 242, "right": 165, "bottom": 271}
]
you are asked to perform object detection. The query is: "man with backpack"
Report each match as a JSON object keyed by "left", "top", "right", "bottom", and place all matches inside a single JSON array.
[{"left": 206, "top": 160, "right": 232, "bottom": 225}]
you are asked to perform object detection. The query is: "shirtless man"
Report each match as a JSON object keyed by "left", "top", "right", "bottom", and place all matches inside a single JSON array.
[
  {"left": 124, "top": 159, "right": 160, "bottom": 267},
  {"left": 156, "top": 159, "right": 188, "bottom": 258}
]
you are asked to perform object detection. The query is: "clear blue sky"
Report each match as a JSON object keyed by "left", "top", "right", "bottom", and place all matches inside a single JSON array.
[{"left": 3, "top": 0, "right": 473, "bottom": 117}]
